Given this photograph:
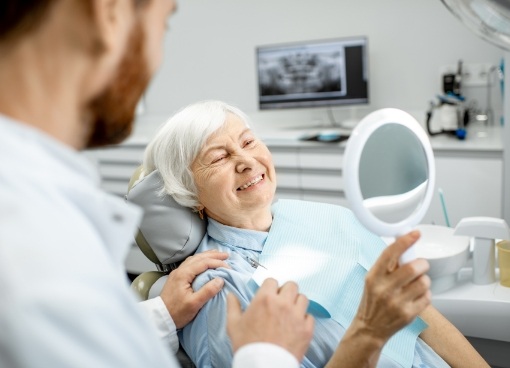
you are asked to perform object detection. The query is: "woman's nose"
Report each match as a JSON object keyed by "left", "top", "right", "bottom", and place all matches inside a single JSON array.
[{"left": 235, "top": 153, "right": 256, "bottom": 173}]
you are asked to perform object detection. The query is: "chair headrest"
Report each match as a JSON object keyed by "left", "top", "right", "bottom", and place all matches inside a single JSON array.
[{"left": 126, "top": 169, "right": 206, "bottom": 265}]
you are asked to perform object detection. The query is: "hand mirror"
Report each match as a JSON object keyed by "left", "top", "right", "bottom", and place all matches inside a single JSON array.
[{"left": 343, "top": 108, "right": 435, "bottom": 264}]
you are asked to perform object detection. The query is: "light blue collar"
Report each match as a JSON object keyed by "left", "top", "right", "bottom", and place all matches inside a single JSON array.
[{"left": 206, "top": 218, "right": 268, "bottom": 252}]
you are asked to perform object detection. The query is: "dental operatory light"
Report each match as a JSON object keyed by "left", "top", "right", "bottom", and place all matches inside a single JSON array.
[{"left": 441, "top": 0, "right": 510, "bottom": 51}]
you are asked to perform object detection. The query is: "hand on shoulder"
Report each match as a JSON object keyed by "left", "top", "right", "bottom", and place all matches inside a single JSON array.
[{"left": 160, "top": 250, "right": 230, "bottom": 329}]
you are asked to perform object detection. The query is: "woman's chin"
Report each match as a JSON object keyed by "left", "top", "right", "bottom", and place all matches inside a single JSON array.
[{"left": 238, "top": 192, "right": 275, "bottom": 209}]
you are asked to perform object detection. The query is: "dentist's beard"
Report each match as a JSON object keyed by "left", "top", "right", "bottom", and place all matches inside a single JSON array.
[{"left": 85, "top": 21, "right": 150, "bottom": 148}]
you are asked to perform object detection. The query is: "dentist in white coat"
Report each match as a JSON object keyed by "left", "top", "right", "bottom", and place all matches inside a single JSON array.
[{"left": 0, "top": 1, "right": 452, "bottom": 367}]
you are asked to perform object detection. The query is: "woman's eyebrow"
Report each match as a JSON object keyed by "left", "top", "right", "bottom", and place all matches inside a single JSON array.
[
  {"left": 201, "top": 145, "right": 223, "bottom": 156},
  {"left": 201, "top": 128, "right": 252, "bottom": 157},
  {"left": 238, "top": 128, "right": 252, "bottom": 139}
]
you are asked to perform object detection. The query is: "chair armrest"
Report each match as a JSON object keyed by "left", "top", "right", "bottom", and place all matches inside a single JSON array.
[{"left": 131, "top": 271, "right": 167, "bottom": 301}]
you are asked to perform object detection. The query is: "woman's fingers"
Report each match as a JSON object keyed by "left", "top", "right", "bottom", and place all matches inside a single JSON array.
[
  {"left": 372, "top": 231, "right": 421, "bottom": 277},
  {"left": 355, "top": 231, "right": 432, "bottom": 343},
  {"left": 388, "top": 258, "right": 430, "bottom": 289},
  {"left": 402, "top": 273, "right": 431, "bottom": 302}
]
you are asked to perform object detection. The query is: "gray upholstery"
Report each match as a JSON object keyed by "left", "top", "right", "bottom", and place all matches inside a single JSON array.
[
  {"left": 126, "top": 170, "right": 206, "bottom": 265},
  {"left": 126, "top": 169, "right": 199, "bottom": 368}
]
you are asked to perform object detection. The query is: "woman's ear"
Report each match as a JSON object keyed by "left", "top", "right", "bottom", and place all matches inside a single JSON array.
[{"left": 196, "top": 205, "right": 205, "bottom": 220}]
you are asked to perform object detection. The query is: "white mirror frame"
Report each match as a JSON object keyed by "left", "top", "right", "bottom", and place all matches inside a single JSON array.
[{"left": 343, "top": 108, "right": 436, "bottom": 261}]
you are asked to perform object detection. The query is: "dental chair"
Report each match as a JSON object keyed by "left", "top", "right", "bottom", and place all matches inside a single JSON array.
[{"left": 126, "top": 166, "right": 207, "bottom": 367}]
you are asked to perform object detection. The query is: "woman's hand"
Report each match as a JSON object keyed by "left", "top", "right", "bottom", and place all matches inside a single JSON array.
[
  {"left": 227, "top": 278, "right": 315, "bottom": 363},
  {"left": 159, "top": 250, "right": 230, "bottom": 329},
  {"left": 326, "top": 231, "right": 431, "bottom": 368},
  {"left": 355, "top": 231, "right": 431, "bottom": 345}
]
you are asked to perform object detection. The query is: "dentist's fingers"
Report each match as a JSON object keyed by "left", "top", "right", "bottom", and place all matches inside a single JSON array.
[
  {"left": 176, "top": 252, "right": 230, "bottom": 284},
  {"left": 279, "top": 281, "right": 310, "bottom": 317},
  {"left": 226, "top": 292, "right": 242, "bottom": 330},
  {"left": 180, "top": 250, "right": 230, "bottom": 267},
  {"left": 226, "top": 278, "right": 314, "bottom": 362},
  {"left": 159, "top": 251, "right": 230, "bottom": 329},
  {"left": 278, "top": 281, "right": 300, "bottom": 301},
  {"left": 191, "top": 277, "right": 225, "bottom": 308},
  {"left": 296, "top": 293, "right": 311, "bottom": 314}
]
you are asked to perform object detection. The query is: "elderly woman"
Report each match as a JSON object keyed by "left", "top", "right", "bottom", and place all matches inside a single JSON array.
[{"left": 142, "top": 100, "right": 487, "bottom": 368}]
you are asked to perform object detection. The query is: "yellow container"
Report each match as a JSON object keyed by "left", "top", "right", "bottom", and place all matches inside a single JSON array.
[{"left": 497, "top": 240, "right": 510, "bottom": 287}]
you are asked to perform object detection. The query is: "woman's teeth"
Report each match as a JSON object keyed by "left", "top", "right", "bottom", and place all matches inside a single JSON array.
[{"left": 238, "top": 175, "right": 263, "bottom": 190}]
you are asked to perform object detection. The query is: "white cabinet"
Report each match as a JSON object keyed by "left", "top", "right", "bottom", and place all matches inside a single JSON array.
[
  {"left": 83, "top": 142, "right": 146, "bottom": 197},
  {"left": 266, "top": 142, "right": 347, "bottom": 206},
  {"left": 266, "top": 139, "right": 504, "bottom": 226},
  {"left": 422, "top": 151, "right": 503, "bottom": 227}
]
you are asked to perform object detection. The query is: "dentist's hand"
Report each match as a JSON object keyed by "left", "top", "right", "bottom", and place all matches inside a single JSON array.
[
  {"left": 227, "top": 278, "right": 315, "bottom": 363},
  {"left": 160, "top": 250, "right": 229, "bottom": 329}
]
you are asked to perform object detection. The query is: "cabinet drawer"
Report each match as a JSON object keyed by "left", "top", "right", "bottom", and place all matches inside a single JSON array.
[
  {"left": 98, "top": 163, "right": 140, "bottom": 180},
  {"left": 101, "top": 180, "right": 130, "bottom": 197},
  {"left": 88, "top": 146, "right": 144, "bottom": 164},
  {"left": 270, "top": 148, "right": 299, "bottom": 168},
  {"left": 301, "top": 172, "right": 344, "bottom": 191},
  {"left": 276, "top": 170, "right": 300, "bottom": 189},
  {"left": 302, "top": 192, "right": 348, "bottom": 207},
  {"left": 275, "top": 188, "right": 302, "bottom": 201},
  {"left": 299, "top": 147, "right": 344, "bottom": 170}
]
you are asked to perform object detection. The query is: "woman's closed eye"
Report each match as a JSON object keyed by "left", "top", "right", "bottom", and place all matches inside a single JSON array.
[
  {"left": 243, "top": 139, "right": 256, "bottom": 148},
  {"left": 212, "top": 155, "right": 226, "bottom": 164}
]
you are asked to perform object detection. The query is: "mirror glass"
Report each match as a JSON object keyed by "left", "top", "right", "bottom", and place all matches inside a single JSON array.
[
  {"left": 359, "top": 123, "right": 428, "bottom": 224},
  {"left": 343, "top": 108, "right": 435, "bottom": 263}
]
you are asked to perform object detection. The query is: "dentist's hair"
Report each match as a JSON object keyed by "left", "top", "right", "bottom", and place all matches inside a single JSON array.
[
  {"left": 0, "top": 0, "right": 57, "bottom": 42},
  {"left": 0, "top": 0, "right": 150, "bottom": 45},
  {"left": 143, "top": 100, "right": 251, "bottom": 209}
]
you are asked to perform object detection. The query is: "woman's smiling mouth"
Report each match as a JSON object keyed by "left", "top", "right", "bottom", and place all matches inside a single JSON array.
[{"left": 237, "top": 174, "right": 264, "bottom": 191}]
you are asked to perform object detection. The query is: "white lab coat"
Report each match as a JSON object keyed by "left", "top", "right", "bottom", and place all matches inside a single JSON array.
[{"left": 0, "top": 115, "right": 297, "bottom": 368}]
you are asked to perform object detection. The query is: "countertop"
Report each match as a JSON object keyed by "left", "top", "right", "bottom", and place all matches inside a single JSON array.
[
  {"left": 427, "top": 122, "right": 503, "bottom": 152},
  {"left": 124, "top": 118, "right": 504, "bottom": 153},
  {"left": 253, "top": 121, "right": 504, "bottom": 152},
  {"left": 432, "top": 267, "right": 510, "bottom": 342}
]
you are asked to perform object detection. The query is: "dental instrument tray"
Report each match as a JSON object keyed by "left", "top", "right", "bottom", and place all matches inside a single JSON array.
[{"left": 299, "top": 131, "right": 350, "bottom": 143}]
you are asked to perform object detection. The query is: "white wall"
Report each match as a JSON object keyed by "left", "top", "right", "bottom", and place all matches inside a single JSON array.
[
  {"left": 504, "top": 52, "right": 510, "bottom": 224},
  {"left": 134, "top": 0, "right": 504, "bottom": 137}
]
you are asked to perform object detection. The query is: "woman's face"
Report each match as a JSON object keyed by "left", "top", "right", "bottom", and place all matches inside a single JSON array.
[{"left": 191, "top": 114, "right": 277, "bottom": 226}]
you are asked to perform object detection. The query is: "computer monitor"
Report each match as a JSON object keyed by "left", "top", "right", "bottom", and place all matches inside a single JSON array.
[{"left": 256, "top": 36, "right": 369, "bottom": 110}]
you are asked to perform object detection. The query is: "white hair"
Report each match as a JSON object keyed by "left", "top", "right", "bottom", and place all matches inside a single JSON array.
[{"left": 142, "top": 100, "right": 251, "bottom": 209}]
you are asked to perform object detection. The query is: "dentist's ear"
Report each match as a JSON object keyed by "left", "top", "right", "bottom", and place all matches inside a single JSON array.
[
  {"left": 79, "top": 0, "right": 135, "bottom": 98},
  {"left": 88, "top": 0, "right": 134, "bottom": 55}
]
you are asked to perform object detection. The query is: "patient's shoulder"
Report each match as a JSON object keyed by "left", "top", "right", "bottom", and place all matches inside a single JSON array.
[{"left": 190, "top": 265, "right": 237, "bottom": 292}]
